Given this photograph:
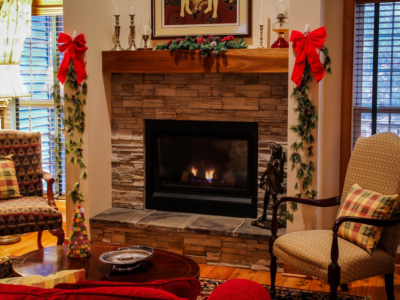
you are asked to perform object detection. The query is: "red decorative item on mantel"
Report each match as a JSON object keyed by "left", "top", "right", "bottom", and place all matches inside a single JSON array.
[
  {"left": 57, "top": 32, "right": 88, "bottom": 85},
  {"left": 290, "top": 26, "right": 327, "bottom": 87}
]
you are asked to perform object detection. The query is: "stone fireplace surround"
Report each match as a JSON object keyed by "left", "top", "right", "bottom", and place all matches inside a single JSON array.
[
  {"left": 110, "top": 72, "right": 288, "bottom": 209},
  {"left": 91, "top": 72, "right": 288, "bottom": 270}
]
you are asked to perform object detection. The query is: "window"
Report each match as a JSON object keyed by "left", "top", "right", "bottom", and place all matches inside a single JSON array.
[
  {"left": 353, "top": 2, "right": 400, "bottom": 145},
  {"left": 12, "top": 15, "right": 65, "bottom": 196}
]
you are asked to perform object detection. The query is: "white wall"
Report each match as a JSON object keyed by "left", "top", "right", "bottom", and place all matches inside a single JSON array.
[
  {"left": 63, "top": 0, "right": 344, "bottom": 235},
  {"left": 64, "top": 0, "right": 114, "bottom": 236},
  {"left": 287, "top": 0, "right": 343, "bottom": 232}
]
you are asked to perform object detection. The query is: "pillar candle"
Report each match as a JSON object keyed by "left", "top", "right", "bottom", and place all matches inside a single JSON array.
[
  {"left": 143, "top": 25, "right": 148, "bottom": 34},
  {"left": 116, "top": 6, "right": 119, "bottom": 15},
  {"left": 131, "top": 6, "right": 134, "bottom": 15}
]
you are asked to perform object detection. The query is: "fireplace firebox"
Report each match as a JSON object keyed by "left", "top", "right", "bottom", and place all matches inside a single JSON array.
[{"left": 145, "top": 120, "right": 258, "bottom": 218}]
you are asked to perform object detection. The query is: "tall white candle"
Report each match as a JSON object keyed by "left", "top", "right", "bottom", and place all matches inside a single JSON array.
[
  {"left": 143, "top": 25, "right": 148, "bottom": 34},
  {"left": 116, "top": 6, "right": 119, "bottom": 15},
  {"left": 260, "top": 0, "right": 264, "bottom": 25},
  {"left": 131, "top": 6, "right": 134, "bottom": 15}
]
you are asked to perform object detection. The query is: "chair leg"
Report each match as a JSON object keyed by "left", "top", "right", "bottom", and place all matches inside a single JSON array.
[
  {"left": 270, "top": 254, "right": 277, "bottom": 299},
  {"left": 37, "top": 231, "right": 44, "bottom": 249},
  {"left": 340, "top": 284, "right": 349, "bottom": 292},
  {"left": 384, "top": 273, "right": 395, "bottom": 300},
  {"left": 49, "top": 228, "right": 65, "bottom": 246},
  {"left": 329, "top": 284, "right": 338, "bottom": 300}
]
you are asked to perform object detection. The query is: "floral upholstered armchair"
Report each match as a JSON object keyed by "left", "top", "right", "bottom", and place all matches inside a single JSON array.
[
  {"left": 0, "top": 130, "right": 64, "bottom": 248},
  {"left": 269, "top": 132, "right": 400, "bottom": 300}
]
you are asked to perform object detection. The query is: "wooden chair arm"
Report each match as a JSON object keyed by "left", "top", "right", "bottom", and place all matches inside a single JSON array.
[
  {"left": 272, "top": 196, "right": 342, "bottom": 212},
  {"left": 333, "top": 214, "right": 400, "bottom": 232},
  {"left": 39, "top": 171, "right": 57, "bottom": 210}
]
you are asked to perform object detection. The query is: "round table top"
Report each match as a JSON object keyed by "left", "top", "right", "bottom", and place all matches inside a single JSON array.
[{"left": 13, "top": 244, "right": 200, "bottom": 283}]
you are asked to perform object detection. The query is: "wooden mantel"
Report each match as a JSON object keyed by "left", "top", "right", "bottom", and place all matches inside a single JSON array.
[{"left": 102, "top": 49, "right": 288, "bottom": 74}]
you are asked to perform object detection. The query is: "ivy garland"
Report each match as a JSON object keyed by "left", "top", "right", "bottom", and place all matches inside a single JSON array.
[
  {"left": 281, "top": 47, "right": 332, "bottom": 222},
  {"left": 155, "top": 35, "right": 247, "bottom": 57},
  {"left": 53, "top": 62, "right": 87, "bottom": 204}
]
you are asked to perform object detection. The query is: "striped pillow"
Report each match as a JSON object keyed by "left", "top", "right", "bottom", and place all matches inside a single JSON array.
[
  {"left": 0, "top": 155, "right": 21, "bottom": 199},
  {"left": 338, "top": 184, "right": 399, "bottom": 254}
]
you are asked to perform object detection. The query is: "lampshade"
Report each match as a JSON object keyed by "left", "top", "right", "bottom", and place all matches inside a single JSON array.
[{"left": 0, "top": 0, "right": 33, "bottom": 99}]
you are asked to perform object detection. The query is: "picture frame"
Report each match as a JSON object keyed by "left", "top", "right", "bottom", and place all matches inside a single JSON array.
[{"left": 151, "top": 0, "right": 252, "bottom": 40}]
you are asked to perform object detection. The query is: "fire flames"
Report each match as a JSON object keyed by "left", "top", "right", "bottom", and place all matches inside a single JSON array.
[
  {"left": 205, "top": 169, "right": 215, "bottom": 182},
  {"left": 191, "top": 166, "right": 215, "bottom": 183}
]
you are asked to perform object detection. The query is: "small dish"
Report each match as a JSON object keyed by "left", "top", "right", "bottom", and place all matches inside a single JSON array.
[{"left": 99, "top": 245, "right": 154, "bottom": 272}]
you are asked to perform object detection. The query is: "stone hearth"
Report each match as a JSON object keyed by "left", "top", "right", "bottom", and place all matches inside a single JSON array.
[
  {"left": 90, "top": 208, "right": 285, "bottom": 271},
  {"left": 111, "top": 72, "right": 288, "bottom": 211}
]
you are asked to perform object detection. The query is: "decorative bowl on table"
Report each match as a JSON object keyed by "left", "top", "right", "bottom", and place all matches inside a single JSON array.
[{"left": 99, "top": 245, "right": 154, "bottom": 272}]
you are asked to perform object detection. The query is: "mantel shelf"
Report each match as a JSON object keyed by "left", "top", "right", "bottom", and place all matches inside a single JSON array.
[{"left": 102, "top": 49, "right": 289, "bottom": 74}]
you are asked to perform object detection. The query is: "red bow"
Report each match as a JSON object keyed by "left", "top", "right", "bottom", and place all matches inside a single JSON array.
[
  {"left": 290, "top": 26, "right": 327, "bottom": 87},
  {"left": 57, "top": 33, "right": 88, "bottom": 85}
]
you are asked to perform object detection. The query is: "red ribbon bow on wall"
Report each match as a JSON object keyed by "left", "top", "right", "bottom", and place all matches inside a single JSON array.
[
  {"left": 57, "top": 33, "right": 88, "bottom": 85},
  {"left": 290, "top": 26, "right": 327, "bottom": 87}
]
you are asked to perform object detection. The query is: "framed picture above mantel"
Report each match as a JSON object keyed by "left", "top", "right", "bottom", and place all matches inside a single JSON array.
[{"left": 151, "top": 0, "right": 252, "bottom": 40}]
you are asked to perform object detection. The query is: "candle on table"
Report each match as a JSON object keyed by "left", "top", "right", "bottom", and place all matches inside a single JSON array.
[
  {"left": 143, "top": 25, "right": 148, "bottom": 34},
  {"left": 116, "top": 6, "right": 119, "bottom": 15},
  {"left": 131, "top": 6, "right": 134, "bottom": 15},
  {"left": 260, "top": 0, "right": 264, "bottom": 25},
  {"left": 73, "top": 31, "right": 77, "bottom": 38}
]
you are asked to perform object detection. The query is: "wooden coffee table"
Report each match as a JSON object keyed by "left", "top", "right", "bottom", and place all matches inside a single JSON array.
[{"left": 13, "top": 243, "right": 200, "bottom": 283}]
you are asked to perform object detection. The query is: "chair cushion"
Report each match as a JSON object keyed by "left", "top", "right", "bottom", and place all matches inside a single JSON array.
[
  {"left": 0, "top": 196, "right": 63, "bottom": 235},
  {"left": 0, "top": 285, "right": 187, "bottom": 300},
  {"left": 0, "top": 155, "right": 21, "bottom": 200},
  {"left": 337, "top": 184, "right": 398, "bottom": 254},
  {"left": 273, "top": 230, "right": 395, "bottom": 284},
  {"left": 55, "top": 279, "right": 201, "bottom": 300}
]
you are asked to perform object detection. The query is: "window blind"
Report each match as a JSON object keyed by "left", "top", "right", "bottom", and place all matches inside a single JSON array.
[
  {"left": 354, "top": 2, "right": 400, "bottom": 146},
  {"left": 15, "top": 15, "right": 65, "bottom": 196}
]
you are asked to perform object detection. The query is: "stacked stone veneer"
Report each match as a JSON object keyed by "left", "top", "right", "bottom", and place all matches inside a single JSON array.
[
  {"left": 90, "top": 216, "right": 285, "bottom": 271},
  {"left": 111, "top": 73, "right": 288, "bottom": 210}
]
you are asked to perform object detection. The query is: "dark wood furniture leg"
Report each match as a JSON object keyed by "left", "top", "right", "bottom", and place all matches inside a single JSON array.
[
  {"left": 269, "top": 199, "right": 280, "bottom": 299},
  {"left": 340, "top": 284, "right": 349, "bottom": 292},
  {"left": 37, "top": 231, "right": 43, "bottom": 249},
  {"left": 384, "top": 273, "right": 395, "bottom": 300},
  {"left": 49, "top": 228, "right": 65, "bottom": 246}
]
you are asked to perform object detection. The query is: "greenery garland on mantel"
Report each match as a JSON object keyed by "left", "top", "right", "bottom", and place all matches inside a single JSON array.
[
  {"left": 155, "top": 35, "right": 247, "bottom": 57},
  {"left": 53, "top": 62, "right": 87, "bottom": 204},
  {"left": 282, "top": 47, "right": 332, "bottom": 222}
]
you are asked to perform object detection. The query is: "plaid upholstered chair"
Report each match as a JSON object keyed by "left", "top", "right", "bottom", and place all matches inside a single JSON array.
[
  {"left": 269, "top": 132, "right": 400, "bottom": 300},
  {"left": 0, "top": 130, "right": 64, "bottom": 248}
]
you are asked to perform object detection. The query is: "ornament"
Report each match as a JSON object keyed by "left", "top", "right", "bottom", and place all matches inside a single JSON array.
[
  {"left": 67, "top": 205, "right": 91, "bottom": 259},
  {"left": 290, "top": 26, "right": 327, "bottom": 87},
  {"left": 57, "top": 33, "right": 88, "bottom": 84}
]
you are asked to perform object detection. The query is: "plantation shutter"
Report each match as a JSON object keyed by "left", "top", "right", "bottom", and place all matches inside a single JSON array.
[
  {"left": 353, "top": 2, "right": 400, "bottom": 146},
  {"left": 16, "top": 15, "right": 65, "bottom": 196}
]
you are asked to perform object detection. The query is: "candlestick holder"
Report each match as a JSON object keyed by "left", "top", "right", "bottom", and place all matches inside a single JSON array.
[
  {"left": 138, "top": 19, "right": 153, "bottom": 50},
  {"left": 258, "top": 25, "right": 265, "bottom": 49},
  {"left": 142, "top": 35, "right": 150, "bottom": 50},
  {"left": 126, "top": 14, "right": 137, "bottom": 51},
  {"left": 111, "top": 15, "right": 124, "bottom": 51}
]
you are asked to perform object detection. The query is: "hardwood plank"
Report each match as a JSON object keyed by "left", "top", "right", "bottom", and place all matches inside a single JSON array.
[{"left": 102, "top": 49, "right": 289, "bottom": 74}]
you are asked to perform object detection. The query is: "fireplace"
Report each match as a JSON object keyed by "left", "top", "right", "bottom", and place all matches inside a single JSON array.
[{"left": 145, "top": 120, "right": 258, "bottom": 218}]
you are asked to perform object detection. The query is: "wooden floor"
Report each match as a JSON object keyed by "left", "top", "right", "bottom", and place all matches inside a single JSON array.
[{"left": 1, "top": 221, "right": 399, "bottom": 299}]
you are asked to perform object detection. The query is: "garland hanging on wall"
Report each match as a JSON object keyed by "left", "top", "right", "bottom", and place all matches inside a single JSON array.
[
  {"left": 282, "top": 27, "right": 332, "bottom": 222},
  {"left": 53, "top": 33, "right": 88, "bottom": 204},
  {"left": 155, "top": 35, "right": 247, "bottom": 57}
]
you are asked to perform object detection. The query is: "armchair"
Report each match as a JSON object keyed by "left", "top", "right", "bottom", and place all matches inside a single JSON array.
[
  {"left": 0, "top": 130, "right": 64, "bottom": 248},
  {"left": 269, "top": 132, "right": 400, "bottom": 300}
]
